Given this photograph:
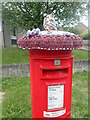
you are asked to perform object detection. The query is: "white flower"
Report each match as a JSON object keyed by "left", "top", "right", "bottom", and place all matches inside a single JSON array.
[{"left": 27, "top": 30, "right": 32, "bottom": 36}]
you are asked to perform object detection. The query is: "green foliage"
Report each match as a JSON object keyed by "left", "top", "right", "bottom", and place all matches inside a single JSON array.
[
  {"left": 63, "top": 27, "right": 81, "bottom": 35},
  {"left": 2, "top": 2, "right": 88, "bottom": 30},
  {"left": 79, "top": 30, "right": 88, "bottom": 40}
]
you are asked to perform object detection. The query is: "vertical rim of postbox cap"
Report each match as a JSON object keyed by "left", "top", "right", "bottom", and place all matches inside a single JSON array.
[{"left": 18, "top": 32, "right": 84, "bottom": 50}]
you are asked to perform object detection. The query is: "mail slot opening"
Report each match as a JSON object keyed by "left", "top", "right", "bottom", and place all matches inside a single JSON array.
[{"left": 42, "top": 68, "right": 68, "bottom": 78}]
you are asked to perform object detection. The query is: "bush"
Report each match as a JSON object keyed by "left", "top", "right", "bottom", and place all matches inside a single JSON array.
[
  {"left": 63, "top": 27, "right": 81, "bottom": 35},
  {"left": 63, "top": 27, "right": 89, "bottom": 40},
  {"left": 79, "top": 30, "right": 88, "bottom": 40}
]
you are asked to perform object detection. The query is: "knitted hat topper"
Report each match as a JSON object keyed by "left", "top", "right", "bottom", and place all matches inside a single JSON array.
[{"left": 18, "top": 13, "right": 83, "bottom": 50}]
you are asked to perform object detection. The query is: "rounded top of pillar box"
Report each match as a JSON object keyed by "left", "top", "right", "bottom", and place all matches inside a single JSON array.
[{"left": 18, "top": 29, "right": 84, "bottom": 50}]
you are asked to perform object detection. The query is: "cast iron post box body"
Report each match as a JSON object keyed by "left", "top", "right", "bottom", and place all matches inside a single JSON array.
[{"left": 29, "top": 50, "right": 73, "bottom": 118}]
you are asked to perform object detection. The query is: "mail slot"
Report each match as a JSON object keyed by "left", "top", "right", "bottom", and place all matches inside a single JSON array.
[
  {"left": 29, "top": 50, "right": 73, "bottom": 118},
  {"left": 41, "top": 67, "right": 68, "bottom": 79}
]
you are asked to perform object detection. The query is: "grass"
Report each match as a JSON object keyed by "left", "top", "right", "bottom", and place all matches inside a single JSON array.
[
  {"left": 71, "top": 71, "right": 88, "bottom": 118},
  {"left": 2, "top": 76, "right": 31, "bottom": 118},
  {"left": 2, "top": 47, "right": 29, "bottom": 64},
  {"left": 72, "top": 50, "right": 88, "bottom": 60},
  {"left": 2, "top": 47, "right": 88, "bottom": 64},
  {"left": 2, "top": 71, "right": 88, "bottom": 118}
]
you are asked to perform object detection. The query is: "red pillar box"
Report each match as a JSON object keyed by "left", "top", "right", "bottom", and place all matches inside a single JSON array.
[{"left": 18, "top": 31, "right": 83, "bottom": 118}]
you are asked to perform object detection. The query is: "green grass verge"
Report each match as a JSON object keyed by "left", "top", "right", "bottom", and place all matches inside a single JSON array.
[
  {"left": 72, "top": 50, "right": 88, "bottom": 60},
  {"left": 2, "top": 71, "right": 88, "bottom": 118},
  {"left": 71, "top": 71, "right": 88, "bottom": 118},
  {"left": 2, "top": 48, "right": 88, "bottom": 64},
  {"left": 2, "top": 76, "right": 31, "bottom": 118},
  {"left": 2, "top": 47, "right": 29, "bottom": 64}
]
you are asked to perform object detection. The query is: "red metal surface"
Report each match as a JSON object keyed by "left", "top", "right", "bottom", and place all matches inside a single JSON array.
[{"left": 29, "top": 50, "right": 73, "bottom": 118}]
